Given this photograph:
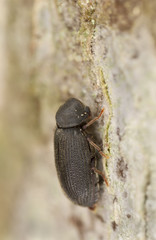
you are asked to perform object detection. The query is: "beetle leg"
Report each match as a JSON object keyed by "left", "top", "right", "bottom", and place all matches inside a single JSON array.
[
  {"left": 87, "top": 137, "right": 109, "bottom": 159},
  {"left": 95, "top": 179, "right": 102, "bottom": 186},
  {"left": 92, "top": 167, "right": 109, "bottom": 186},
  {"left": 83, "top": 108, "right": 104, "bottom": 130},
  {"left": 89, "top": 204, "right": 97, "bottom": 211}
]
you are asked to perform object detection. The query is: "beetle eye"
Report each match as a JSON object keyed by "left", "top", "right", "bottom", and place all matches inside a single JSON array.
[{"left": 85, "top": 106, "right": 91, "bottom": 116}]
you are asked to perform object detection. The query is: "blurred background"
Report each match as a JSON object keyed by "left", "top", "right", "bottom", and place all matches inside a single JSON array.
[{"left": 0, "top": 0, "right": 156, "bottom": 240}]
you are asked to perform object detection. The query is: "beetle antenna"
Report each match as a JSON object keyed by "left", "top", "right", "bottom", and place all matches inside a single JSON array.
[{"left": 83, "top": 108, "right": 104, "bottom": 130}]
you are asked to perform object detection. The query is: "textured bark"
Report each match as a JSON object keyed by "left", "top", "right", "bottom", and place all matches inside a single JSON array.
[{"left": 0, "top": 0, "right": 156, "bottom": 240}]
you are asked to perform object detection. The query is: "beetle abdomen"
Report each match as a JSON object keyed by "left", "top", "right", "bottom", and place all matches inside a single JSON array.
[{"left": 54, "top": 127, "right": 99, "bottom": 207}]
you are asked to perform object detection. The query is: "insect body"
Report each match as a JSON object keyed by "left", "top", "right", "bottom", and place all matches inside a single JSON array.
[{"left": 54, "top": 98, "right": 107, "bottom": 207}]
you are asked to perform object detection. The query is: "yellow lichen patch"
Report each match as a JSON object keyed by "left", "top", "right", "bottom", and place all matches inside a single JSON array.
[
  {"left": 96, "top": 0, "right": 142, "bottom": 31},
  {"left": 98, "top": 68, "right": 113, "bottom": 190},
  {"left": 78, "top": 0, "right": 96, "bottom": 61},
  {"left": 99, "top": 68, "right": 112, "bottom": 150}
]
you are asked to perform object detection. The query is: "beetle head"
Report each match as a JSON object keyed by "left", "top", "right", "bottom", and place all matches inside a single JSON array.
[{"left": 56, "top": 98, "right": 91, "bottom": 128}]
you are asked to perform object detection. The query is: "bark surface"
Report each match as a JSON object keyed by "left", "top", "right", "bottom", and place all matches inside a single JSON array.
[{"left": 0, "top": 0, "right": 156, "bottom": 240}]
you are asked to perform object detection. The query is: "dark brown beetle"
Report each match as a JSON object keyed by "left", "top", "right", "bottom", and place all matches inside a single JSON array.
[{"left": 54, "top": 98, "right": 108, "bottom": 208}]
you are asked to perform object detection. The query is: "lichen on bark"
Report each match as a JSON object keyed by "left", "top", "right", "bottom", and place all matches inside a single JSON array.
[{"left": 0, "top": 0, "right": 156, "bottom": 240}]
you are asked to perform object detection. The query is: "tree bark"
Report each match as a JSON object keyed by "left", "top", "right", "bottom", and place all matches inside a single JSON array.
[{"left": 0, "top": 0, "right": 156, "bottom": 240}]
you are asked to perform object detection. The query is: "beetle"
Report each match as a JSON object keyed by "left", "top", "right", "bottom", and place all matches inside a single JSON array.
[{"left": 54, "top": 98, "right": 108, "bottom": 208}]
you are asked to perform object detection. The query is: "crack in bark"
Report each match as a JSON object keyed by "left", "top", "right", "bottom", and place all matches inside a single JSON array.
[{"left": 144, "top": 168, "right": 151, "bottom": 240}]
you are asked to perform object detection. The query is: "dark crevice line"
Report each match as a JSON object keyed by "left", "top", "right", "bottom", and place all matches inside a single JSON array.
[{"left": 144, "top": 167, "right": 151, "bottom": 240}]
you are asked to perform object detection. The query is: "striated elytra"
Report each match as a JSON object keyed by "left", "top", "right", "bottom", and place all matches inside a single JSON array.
[{"left": 54, "top": 98, "right": 107, "bottom": 208}]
